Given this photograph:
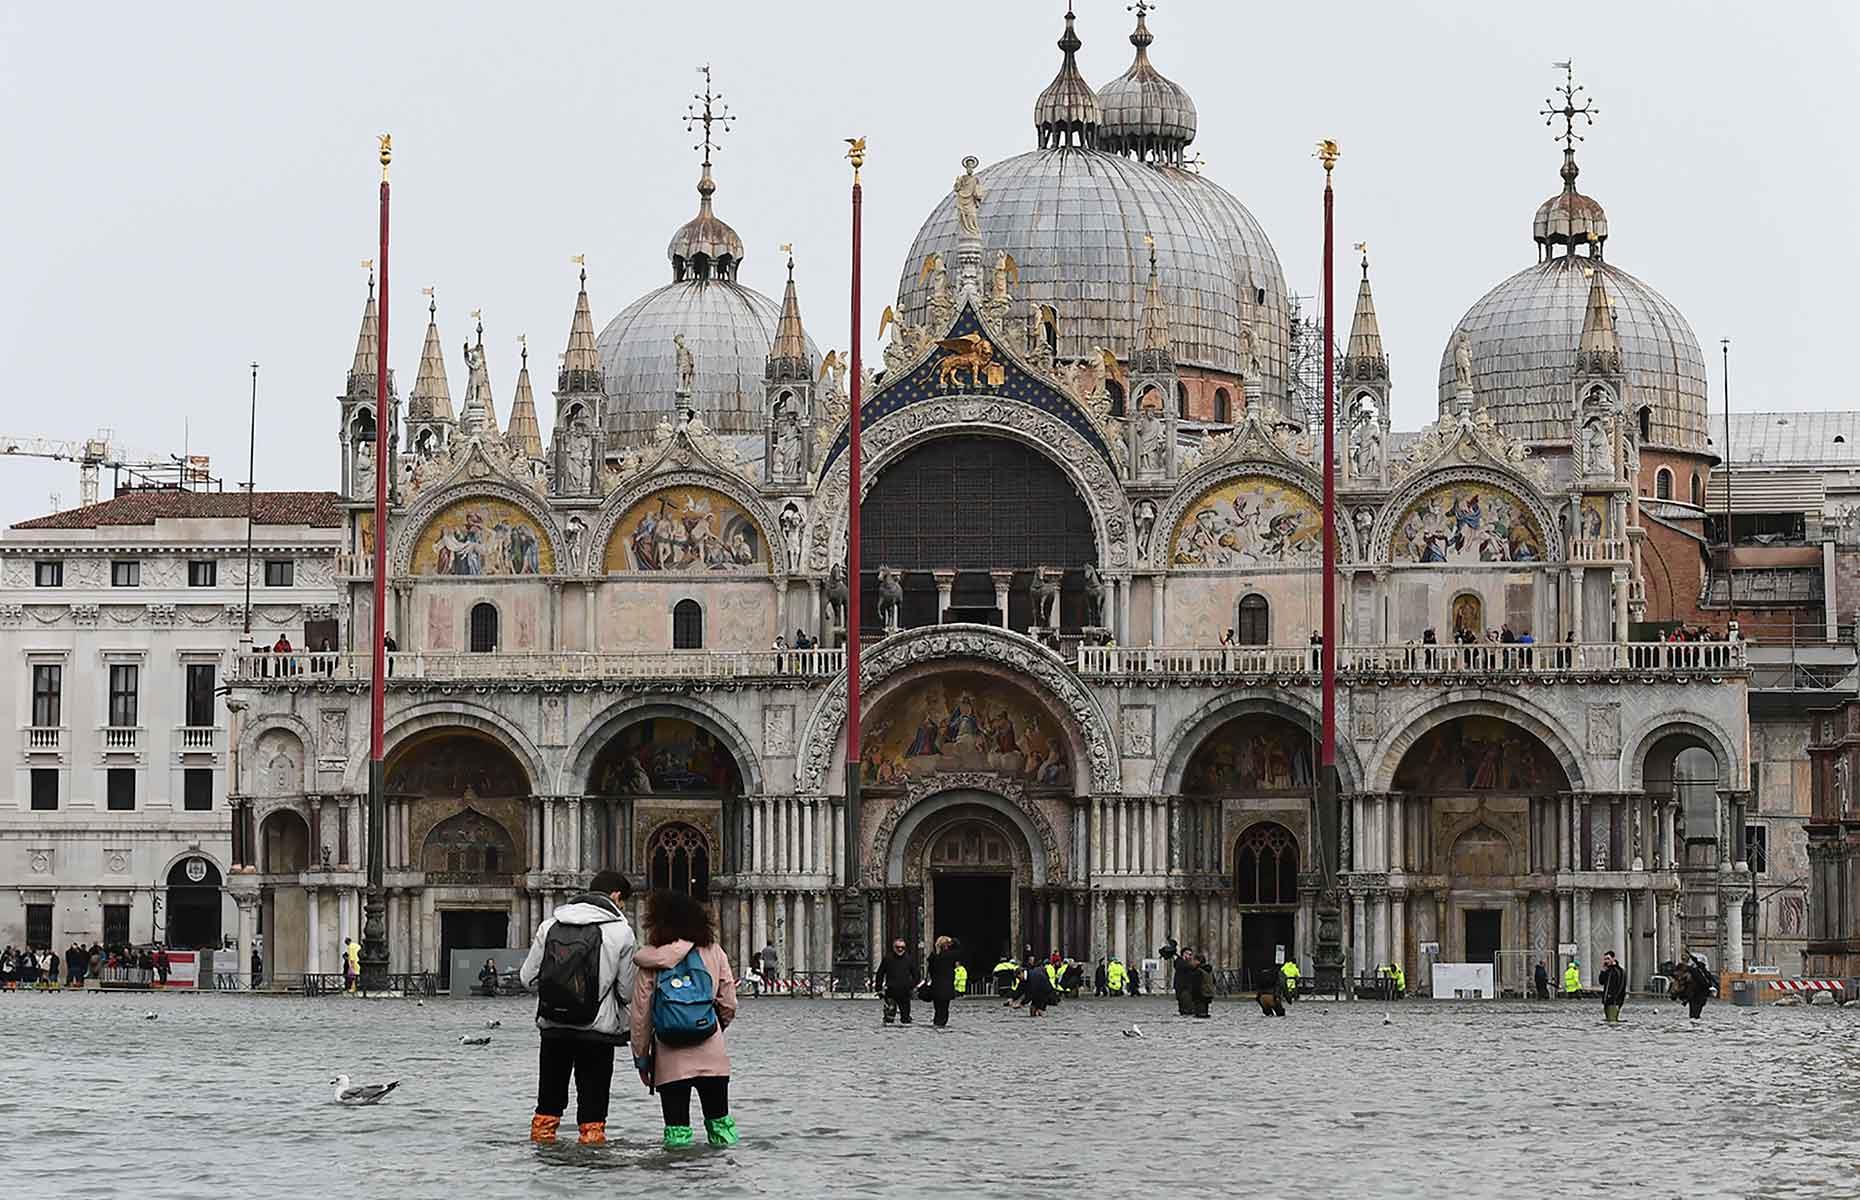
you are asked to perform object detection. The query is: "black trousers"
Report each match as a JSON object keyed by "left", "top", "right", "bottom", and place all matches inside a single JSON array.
[
  {"left": 535, "top": 1036, "right": 615, "bottom": 1125},
  {"left": 932, "top": 998, "right": 951, "bottom": 1027},
  {"left": 659, "top": 1076, "right": 729, "bottom": 1127},
  {"left": 883, "top": 992, "right": 913, "bottom": 1024},
  {"left": 1688, "top": 994, "right": 1708, "bottom": 1020}
]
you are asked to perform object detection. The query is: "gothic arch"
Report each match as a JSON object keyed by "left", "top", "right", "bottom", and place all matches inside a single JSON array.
[
  {"left": 239, "top": 714, "right": 316, "bottom": 796},
  {"left": 809, "top": 399, "right": 1132, "bottom": 576},
  {"left": 352, "top": 700, "right": 549, "bottom": 796},
  {"left": 1619, "top": 712, "right": 1741, "bottom": 791},
  {"left": 1152, "top": 690, "right": 1363, "bottom": 795},
  {"left": 391, "top": 478, "right": 566, "bottom": 577},
  {"left": 1370, "top": 464, "right": 1564, "bottom": 566},
  {"left": 561, "top": 694, "right": 763, "bottom": 797},
  {"left": 1369, "top": 692, "right": 1587, "bottom": 792},
  {"left": 874, "top": 779, "right": 1061, "bottom": 888},
  {"left": 588, "top": 468, "right": 785, "bottom": 581},
  {"left": 793, "top": 623, "right": 1121, "bottom": 796}
]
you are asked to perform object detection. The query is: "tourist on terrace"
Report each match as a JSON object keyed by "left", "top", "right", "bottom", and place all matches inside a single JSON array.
[{"left": 630, "top": 888, "right": 740, "bottom": 1149}]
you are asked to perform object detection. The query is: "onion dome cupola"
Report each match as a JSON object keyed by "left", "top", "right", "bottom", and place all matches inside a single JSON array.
[
  {"left": 1096, "top": 2, "right": 1197, "bottom": 166},
  {"left": 1437, "top": 65, "right": 1707, "bottom": 451},
  {"left": 594, "top": 67, "right": 818, "bottom": 449},
  {"left": 1035, "top": 6, "right": 1100, "bottom": 149}
]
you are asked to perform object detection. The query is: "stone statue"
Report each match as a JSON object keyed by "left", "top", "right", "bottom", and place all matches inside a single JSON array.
[
  {"left": 826, "top": 561, "right": 850, "bottom": 630},
  {"left": 673, "top": 332, "right": 696, "bottom": 394},
  {"left": 1132, "top": 499, "right": 1157, "bottom": 558},
  {"left": 773, "top": 416, "right": 802, "bottom": 479},
  {"left": 1352, "top": 398, "right": 1384, "bottom": 478},
  {"left": 352, "top": 438, "right": 375, "bottom": 493},
  {"left": 991, "top": 250, "right": 1017, "bottom": 303},
  {"left": 779, "top": 503, "right": 804, "bottom": 572},
  {"left": 1583, "top": 414, "right": 1611, "bottom": 476},
  {"left": 876, "top": 566, "right": 904, "bottom": 632},
  {"left": 1137, "top": 408, "right": 1167, "bottom": 474},
  {"left": 1239, "top": 320, "right": 1260, "bottom": 381},
  {"left": 952, "top": 156, "right": 985, "bottom": 238},
  {"left": 1836, "top": 756, "right": 1849, "bottom": 815},
  {"left": 562, "top": 419, "right": 593, "bottom": 494},
  {"left": 564, "top": 514, "right": 586, "bottom": 564},
  {"left": 1454, "top": 331, "right": 1474, "bottom": 392},
  {"left": 1082, "top": 563, "right": 1106, "bottom": 627},
  {"left": 1030, "top": 567, "right": 1061, "bottom": 629}
]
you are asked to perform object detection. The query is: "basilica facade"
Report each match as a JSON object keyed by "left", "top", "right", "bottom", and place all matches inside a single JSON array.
[{"left": 221, "top": 7, "right": 1753, "bottom": 994}]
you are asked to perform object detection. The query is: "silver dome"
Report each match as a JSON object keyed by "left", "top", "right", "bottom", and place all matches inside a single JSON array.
[
  {"left": 898, "top": 149, "right": 1274, "bottom": 378},
  {"left": 1096, "top": 8, "right": 1196, "bottom": 165},
  {"left": 595, "top": 280, "right": 819, "bottom": 442},
  {"left": 1438, "top": 254, "right": 1707, "bottom": 449}
]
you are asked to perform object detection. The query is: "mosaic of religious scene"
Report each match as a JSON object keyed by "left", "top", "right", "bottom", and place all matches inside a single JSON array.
[
  {"left": 386, "top": 733, "right": 529, "bottom": 798},
  {"left": 411, "top": 498, "right": 552, "bottom": 576},
  {"left": 591, "top": 718, "right": 743, "bottom": 796},
  {"left": 1171, "top": 476, "right": 1322, "bottom": 566},
  {"left": 1579, "top": 495, "right": 1608, "bottom": 540},
  {"left": 605, "top": 487, "right": 766, "bottom": 572},
  {"left": 864, "top": 672, "right": 1069, "bottom": 787},
  {"left": 1391, "top": 717, "right": 1569, "bottom": 793},
  {"left": 1183, "top": 715, "right": 1316, "bottom": 794},
  {"left": 1391, "top": 484, "right": 1544, "bottom": 564}
]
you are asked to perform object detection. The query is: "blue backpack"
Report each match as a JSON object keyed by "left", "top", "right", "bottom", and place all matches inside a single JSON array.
[{"left": 650, "top": 947, "right": 719, "bottom": 1047}]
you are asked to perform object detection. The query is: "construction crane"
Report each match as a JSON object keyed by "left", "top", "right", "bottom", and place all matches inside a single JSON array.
[{"left": 1, "top": 429, "right": 216, "bottom": 508}]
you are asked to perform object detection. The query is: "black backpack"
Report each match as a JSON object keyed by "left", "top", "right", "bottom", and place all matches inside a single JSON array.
[{"left": 536, "top": 921, "right": 606, "bottom": 1025}]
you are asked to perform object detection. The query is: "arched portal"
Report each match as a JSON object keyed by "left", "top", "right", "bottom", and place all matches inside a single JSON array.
[
  {"left": 256, "top": 809, "right": 309, "bottom": 984},
  {"left": 164, "top": 856, "right": 223, "bottom": 950},
  {"left": 1232, "top": 821, "right": 1301, "bottom": 988},
  {"left": 860, "top": 435, "right": 1097, "bottom": 632},
  {"left": 900, "top": 795, "right": 1040, "bottom": 984},
  {"left": 1184, "top": 713, "right": 1318, "bottom": 796},
  {"left": 590, "top": 714, "right": 742, "bottom": 880}
]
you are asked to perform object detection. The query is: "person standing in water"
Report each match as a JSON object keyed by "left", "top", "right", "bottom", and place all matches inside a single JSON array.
[{"left": 630, "top": 889, "right": 740, "bottom": 1149}]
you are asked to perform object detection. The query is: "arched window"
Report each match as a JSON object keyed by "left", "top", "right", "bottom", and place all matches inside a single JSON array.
[
  {"left": 1106, "top": 379, "right": 1126, "bottom": 418},
  {"left": 1655, "top": 468, "right": 1673, "bottom": 500},
  {"left": 469, "top": 602, "right": 499, "bottom": 653},
  {"left": 1214, "top": 387, "right": 1232, "bottom": 423},
  {"left": 1176, "top": 381, "right": 1190, "bottom": 419},
  {"left": 1234, "top": 822, "right": 1299, "bottom": 905},
  {"left": 672, "top": 599, "right": 704, "bottom": 649},
  {"left": 1691, "top": 473, "right": 1703, "bottom": 507},
  {"left": 351, "top": 408, "right": 376, "bottom": 443},
  {"left": 647, "top": 822, "right": 711, "bottom": 899},
  {"left": 1237, "top": 593, "right": 1270, "bottom": 645}
]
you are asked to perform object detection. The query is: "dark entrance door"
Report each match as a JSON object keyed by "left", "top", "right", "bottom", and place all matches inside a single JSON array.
[
  {"left": 164, "top": 858, "right": 223, "bottom": 949},
  {"left": 932, "top": 874, "right": 1010, "bottom": 987},
  {"left": 1240, "top": 911, "right": 1295, "bottom": 991},
  {"left": 439, "top": 909, "right": 509, "bottom": 988},
  {"left": 1464, "top": 909, "right": 1501, "bottom": 966}
]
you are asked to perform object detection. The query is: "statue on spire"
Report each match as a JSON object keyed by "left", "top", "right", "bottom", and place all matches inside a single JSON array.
[{"left": 953, "top": 156, "right": 985, "bottom": 238}]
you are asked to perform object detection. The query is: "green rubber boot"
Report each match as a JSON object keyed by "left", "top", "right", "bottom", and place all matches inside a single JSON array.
[
  {"left": 662, "top": 1125, "right": 694, "bottom": 1150},
  {"left": 704, "top": 1115, "right": 740, "bottom": 1146}
]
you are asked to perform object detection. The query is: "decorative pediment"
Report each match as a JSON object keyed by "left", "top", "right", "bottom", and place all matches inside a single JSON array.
[
  {"left": 1180, "top": 407, "right": 1316, "bottom": 478},
  {"left": 606, "top": 410, "right": 752, "bottom": 491},
  {"left": 1387, "top": 406, "right": 1548, "bottom": 492},
  {"left": 401, "top": 431, "right": 546, "bottom": 507}
]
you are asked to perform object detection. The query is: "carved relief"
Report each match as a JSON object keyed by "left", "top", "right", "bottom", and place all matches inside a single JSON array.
[
  {"left": 1586, "top": 702, "right": 1621, "bottom": 757},
  {"left": 762, "top": 705, "right": 796, "bottom": 756},
  {"left": 1121, "top": 705, "right": 1154, "bottom": 758}
]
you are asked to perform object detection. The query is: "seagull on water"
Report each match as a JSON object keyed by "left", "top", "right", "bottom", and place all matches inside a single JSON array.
[
  {"left": 143, "top": 1011, "right": 159, "bottom": 1020},
  {"left": 330, "top": 1074, "right": 400, "bottom": 1105},
  {"left": 459, "top": 1034, "right": 492, "bottom": 1046},
  {"left": 1123, "top": 1024, "right": 1145, "bottom": 1039},
  {"left": 483, "top": 1019, "right": 502, "bottom": 1029}
]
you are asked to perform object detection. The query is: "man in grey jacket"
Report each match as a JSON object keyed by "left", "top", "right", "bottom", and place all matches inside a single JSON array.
[{"left": 520, "top": 870, "right": 637, "bottom": 1145}]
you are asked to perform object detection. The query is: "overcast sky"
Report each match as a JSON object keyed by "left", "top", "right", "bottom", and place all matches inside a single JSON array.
[{"left": 2, "top": 0, "right": 1854, "bottom": 524}]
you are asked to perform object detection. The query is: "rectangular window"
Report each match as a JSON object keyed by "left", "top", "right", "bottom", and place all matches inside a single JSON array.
[
  {"left": 108, "top": 664, "right": 139, "bottom": 727},
  {"left": 1745, "top": 824, "right": 1768, "bottom": 874},
  {"left": 26, "top": 903, "right": 52, "bottom": 949},
  {"left": 103, "top": 904, "right": 130, "bottom": 947},
  {"left": 263, "top": 559, "right": 293, "bottom": 587},
  {"left": 183, "top": 768, "right": 213, "bottom": 812},
  {"left": 111, "top": 560, "right": 141, "bottom": 587},
  {"left": 1503, "top": 582, "right": 1535, "bottom": 637},
  {"left": 35, "top": 560, "right": 63, "bottom": 587},
  {"left": 184, "top": 663, "right": 216, "bottom": 727},
  {"left": 30, "top": 769, "right": 58, "bottom": 811},
  {"left": 106, "top": 768, "right": 136, "bottom": 811},
  {"left": 31, "top": 664, "right": 61, "bottom": 727},
  {"left": 188, "top": 560, "right": 218, "bottom": 587}
]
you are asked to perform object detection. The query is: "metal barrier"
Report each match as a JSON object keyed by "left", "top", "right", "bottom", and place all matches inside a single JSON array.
[{"left": 302, "top": 971, "right": 438, "bottom": 997}]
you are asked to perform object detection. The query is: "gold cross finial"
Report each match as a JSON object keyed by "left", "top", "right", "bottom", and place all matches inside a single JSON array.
[
  {"left": 686, "top": 64, "right": 735, "bottom": 170},
  {"left": 1542, "top": 61, "right": 1598, "bottom": 152}
]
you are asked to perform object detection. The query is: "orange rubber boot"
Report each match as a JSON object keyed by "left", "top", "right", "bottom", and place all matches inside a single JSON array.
[
  {"left": 530, "top": 1114, "right": 560, "bottom": 1143},
  {"left": 577, "top": 1121, "right": 606, "bottom": 1146}
]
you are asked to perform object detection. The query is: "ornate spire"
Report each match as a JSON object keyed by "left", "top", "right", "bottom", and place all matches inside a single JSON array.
[
  {"left": 1577, "top": 265, "right": 1622, "bottom": 371},
  {"left": 346, "top": 269, "right": 379, "bottom": 396},
  {"left": 558, "top": 259, "right": 602, "bottom": 393},
  {"left": 505, "top": 336, "right": 544, "bottom": 460},
  {"left": 1035, "top": 6, "right": 1099, "bottom": 149},
  {"left": 1137, "top": 236, "right": 1171, "bottom": 354},
  {"left": 767, "top": 245, "right": 812, "bottom": 379},
  {"left": 459, "top": 313, "right": 498, "bottom": 436},
  {"left": 670, "top": 64, "right": 745, "bottom": 282},
  {"left": 410, "top": 291, "right": 453, "bottom": 420},
  {"left": 1343, "top": 244, "right": 1388, "bottom": 378},
  {"left": 1534, "top": 61, "right": 1608, "bottom": 257}
]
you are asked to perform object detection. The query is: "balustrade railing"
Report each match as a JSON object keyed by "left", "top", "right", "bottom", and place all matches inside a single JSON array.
[
  {"left": 23, "top": 726, "right": 64, "bottom": 753},
  {"left": 230, "top": 647, "right": 846, "bottom": 684},
  {"left": 1569, "top": 538, "right": 1630, "bottom": 562},
  {"left": 1078, "top": 641, "right": 1746, "bottom": 679},
  {"left": 175, "top": 725, "right": 220, "bottom": 751},
  {"left": 100, "top": 725, "right": 142, "bottom": 751}
]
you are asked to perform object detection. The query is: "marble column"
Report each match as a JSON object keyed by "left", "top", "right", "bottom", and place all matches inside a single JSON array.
[
  {"left": 1370, "top": 894, "right": 1388, "bottom": 969},
  {"left": 1615, "top": 891, "right": 1630, "bottom": 982},
  {"left": 236, "top": 894, "right": 258, "bottom": 990},
  {"left": 1153, "top": 801, "right": 1167, "bottom": 878},
  {"left": 337, "top": 888, "right": 355, "bottom": 946},
  {"left": 1723, "top": 886, "right": 1747, "bottom": 972},
  {"left": 990, "top": 570, "right": 1015, "bottom": 629},
  {"left": 736, "top": 895, "right": 751, "bottom": 968},
  {"left": 1390, "top": 797, "right": 1406, "bottom": 873},
  {"left": 305, "top": 886, "right": 322, "bottom": 976},
  {"left": 1569, "top": 567, "right": 1584, "bottom": 644},
  {"left": 1575, "top": 890, "right": 1592, "bottom": 985},
  {"left": 1150, "top": 575, "right": 1167, "bottom": 647},
  {"left": 419, "top": 888, "right": 437, "bottom": 975},
  {"left": 388, "top": 889, "right": 406, "bottom": 973},
  {"left": 1390, "top": 892, "right": 1407, "bottom": 972},
  {"left": 933, "top": 570, "right": 955, "bottom": 624},
  {"left": 1091, "top": 799, "right": 1105, "bottom": 876},
  {"left": 753, "top": 800, "right": 767, "bottom": 874},
  {"left": 751, "top": 892, "right": 767, "bottom": 968},
  {"left": 1090, "top": 890, "right": 1107, "bottom": 962},
  {"left": 1050, "top": 898, "right": 1063, "bottom": 955},
  {"left": 1351, "top": 893, "right": 1366, "bottom": 976},
  {"left": 582, "top": 580, "right": 598, "bottom": 650},
  {"left": 1117, "top": 576, "right": 1133, "bottom": 645}
]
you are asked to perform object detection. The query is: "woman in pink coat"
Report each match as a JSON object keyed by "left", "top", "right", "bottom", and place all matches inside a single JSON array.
[{"left": 629, "top": 890, "right": 739, "bottom": 1149}]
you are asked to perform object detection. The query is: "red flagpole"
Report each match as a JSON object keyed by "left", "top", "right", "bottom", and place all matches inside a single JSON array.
[
  {"left": 362, "top": 134, "right": 392, "bottom": 987},
  {"left": 839, "top": 137, "right": 868, "bottom": 985},
  {"left": 1318, "top": 141, "right": 1339, "bottom": 772}
]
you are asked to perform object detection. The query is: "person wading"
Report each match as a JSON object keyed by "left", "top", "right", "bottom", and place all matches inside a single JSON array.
[
  {"left": 874, "top": 937, "right": 916, "bottom": 1026},
  {"left": 1534, "top": 958, "right": 1551, "bottom": 1000},
  {"left": 1174, "top": 949, "right": 1198, "bottom": 1016},
  {"left": 1019, "top": 952, "right": 1057, "bottom": 1017},
  {"left": 1599, "top": 950, "right": 1627, "bottom": 1023},
  {"left": 520, "top": 870, "right": 638, "bottom": 1146},
  {"left": 630, "top": 889, "right": 740, "bottom": 1149},
  {"left": 926, "top": 935, "right": 963, "bottom": 1027},
  {"left": 1562, "top": 959, "right": 1582, "bottom": 999}
]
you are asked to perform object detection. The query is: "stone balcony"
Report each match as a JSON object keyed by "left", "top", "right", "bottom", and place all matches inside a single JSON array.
[
  {"left": 1075, "top": 640, "right": 1747, "bottom": 684},
  {"left": 22, "top": 725, "right": 65, "bottom": 756},
  {"left": 228, "top": 647, "right": 847, "bottom": 690}
]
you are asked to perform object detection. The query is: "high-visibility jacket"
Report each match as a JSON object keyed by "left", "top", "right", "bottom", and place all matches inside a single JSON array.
[
  {"left": 1045, "top": 962, "right": 1062, "bottom": 989},
  {"left": 1280, "top": 961, "right": 1301, "bottom": 991},
  {"left": 1106, "top": 960, "right": 1129, "bottom": 992},
  {"left": 1563, "top": 964, "right": 1581, "bottom": 993},
  {"left": 1392, "top": 965, "right": 1406, "bottom": 992},
  {"left": 953, "top": 964, "right": 968, "bottom": 994}
]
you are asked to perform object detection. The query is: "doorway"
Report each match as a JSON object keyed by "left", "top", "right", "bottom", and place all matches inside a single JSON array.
[
  {"left": 439, "top": 909, "right": 509, "bottom": 987},
  {"left": 1464, "top": 909, "right": 1501, "bottom": 965},
  {"left": 932, "top": 874, "right": 1011, "bottom": 984},
  {"left": 1240, "top": 911, "right": 1296, "bottom": 991},
  {"left": 165, "top": 857, "right": 223, "bottom": 949}
]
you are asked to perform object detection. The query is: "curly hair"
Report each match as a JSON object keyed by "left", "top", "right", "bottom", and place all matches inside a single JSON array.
[{"left": 644, "top": 889, "right": 715, "bottom": 948}]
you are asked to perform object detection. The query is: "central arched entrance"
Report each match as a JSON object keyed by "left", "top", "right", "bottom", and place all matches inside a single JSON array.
[
  {"left": 164, "top": 856, "right": 223, "bottom": 950},
  {"left": 893, "top": 792, "right": 1043, "bottom": 987}
]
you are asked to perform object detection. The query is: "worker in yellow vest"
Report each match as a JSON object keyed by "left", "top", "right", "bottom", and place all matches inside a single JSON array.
[
  {"left": 1044, "top": 953, "right": 1063, "bottom": 995},
  {"left": 1391, "top": 962, "right": 1406, "bottom": 997},
  {"left": 1563, "top": 959, "right": 1582, "bottom": 997},
  {"left": 1105, "top": 956, "right": 1129, "bottom": 996},
  {"left": 953, "top": 963, "right": 968, "bottom": 995},
  {"left": 1279, "top": 958, "right": 1301, "bottom": 999}
]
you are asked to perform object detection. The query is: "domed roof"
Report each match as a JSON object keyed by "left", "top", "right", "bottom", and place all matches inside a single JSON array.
[
  {"left": 1096, "top": 6, "right": 1196, "bottom": 165},
  {"left": 1438, "top": 254, "right": 1706, "bottom": 448},
  {"left": 1034, "top": 7, "right": 1100, "bottom": 150},
  {"left": 1533, "top": 151, "right": 1609, "bottom": 250},
  {"left": 668, "top": 166, "right": 745, "bottom": 280},
  {"left": 897, "top": 148, "right": 1246, "bottom": 375}
]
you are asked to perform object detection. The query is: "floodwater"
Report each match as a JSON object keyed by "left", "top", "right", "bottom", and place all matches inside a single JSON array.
[{"left": 4, "top": 989, "right": 1857, "bottom": 1198}]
